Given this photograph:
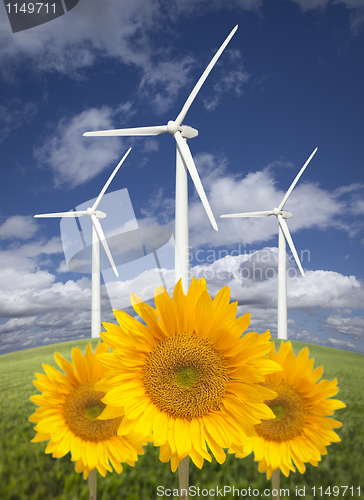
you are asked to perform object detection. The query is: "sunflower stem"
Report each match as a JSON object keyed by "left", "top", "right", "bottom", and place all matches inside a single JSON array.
[
  {"left": 272, "top": 469, "right": 280, "bottom": 500},
  {"left": 178, "top": 456, "right": 190, "bottom": 500},
  {"left": 89, "top": 469, "right": 97, "bottom": 500}
]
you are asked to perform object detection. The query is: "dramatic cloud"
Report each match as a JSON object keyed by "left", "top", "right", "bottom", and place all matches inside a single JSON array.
[
  {"left": 104, "top": 248, "right": 364, "bottom": 346},
  {"left": 289, "top": 0, "right": 363, "bottom": 10},
  {"left": 33, "top": 107, "right": 128, "bottom": 188},
  {"left": 0, "top": 236, "right": 62, "bottom": 302},
  {"left": 166, "top": 0, "right": 261, "bottom": 17},
  {"left": 289, "top": 0, "right": 330, "bottom": 9},
  {"left": 327, "top": 338, "right": 363, "bottom": 352},
  {"left": 288, "top": 0, "right": 364, "bottom": 33},
  {"left": 189, "top": 250, "right": 364, "bottom": 310},
  {"left": 0, "top": 0, "right": 158, "bottom": 77},
  {"left": 0, "top": 215, "right": 38, "bottom": 240},
  {"left": 321, "top": 314, "right": 364, "bottom": 341},
  {"left": 0, "top": 0, "right": 359, "bottom": 80},
  {"left": 1, "top": 232, "right": 364, "bottom": 353},
  {"left": 202, "top": 49, "right": 251, "bottom": 111},
  {"left": 139, "top": 56, "right": 196, "bottom": 114},
  {"left": 0, "top": 0, "right": 253, "bottom": 86},
  {"left": 141, "top": 152, "right": 364, "bottom": 249},
  {"left": 0, "top": 234, "right": 114, "bottom": 353},
  {"left": 0, "top": 99, "right": 38, "bottom": 141}
]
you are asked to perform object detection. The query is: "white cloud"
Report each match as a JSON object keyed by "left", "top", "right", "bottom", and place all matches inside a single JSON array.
[
  {"left": 0, "top": 316, "right": 37, "bottom": 335},
  {"left": 57, "top": 260, "right": 70, "bottom": 273},
  {"left": 0, "top": 215, "right": 38, "bottom": 240},
  {"left": 33, "top": 107, "right": 128, "bottom": 188},
  {"left": 142, "top": 139, "right": 159, "bottom": 154},
  {"left": 0, "top": 99, "right": 38, "bottom": 141},
  {"left": 0, "top": 0, "right": 255, "bottom": 124},
  {"left": 286, "top": 330, "right": 364, "bottom": 354},
  {"left": 322, "top": 314, "right": 364, "bottom": 340},
  {"left": 289, "top": 0, "right": 330, "bottom": 9},
  {"left": 348, "top": 7, "right": 364, "bottom": 35},
  {"left": 288, "top": 0, "right": 364, "bottom": 33},
  {"left": 0, "top": 0, "right": 158, "bottom": 77},
  {"left": 189, "top": 250, "right": 364, "bottom": 310},
  {"left": 0, "top": 0, "right": 250, "bottom": 83},
  {"left": 139, "top": 57, "right": 196, "bottom": 114},
  {"left": 0, "top": 237, "right": 62, "bottom": 274},
  {"left": 289, "top": 0, "right": 362, "bottom": 10},
  {"left": 0, "top": 237, "right": 63, "bottom": 309},
  {"left": 327, "top": 337, "right": 363, "bottom": 352},
  {"left": 141, "top": 152, "right": 363, "bottom": 248},
  {"left": 166, "top": 0, "right": 261, "bottom": 17},
  {"left": 1, "top": 230, "right": 363, "bottom": 353},
  {"left": 102, "top": 249, "right": 364, "bottom": 347},
  {"left": 202, "top": 51, "right": 251, "bottom": 111}
]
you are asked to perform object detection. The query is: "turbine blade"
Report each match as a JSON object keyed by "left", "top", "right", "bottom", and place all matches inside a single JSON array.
[
  {"left": 174, "top": 25, "right": 238, "bottom": 126},
  {"left": 278, "top": 147, "right": 318, "bottom": 211},
  {"left": 91, "top": 215, "right": 119, "bottom": 277},
  {"left": 278, "top": 214, "right": 305, "bottom": 277},
  {"left": 92, "top": 147, "right": 132, "bottom": 211},
  {"left": 174, "top": 131, "right": 218, "bottom": 231},
  {"left": 221, "top": 211, "right": 274, "bottom": 218},
  {"left": 83, "top": 125, "right": 168, "bottom": 137},
  {"left": 34, "top": 211, "right": 88, "bottom": 218}
]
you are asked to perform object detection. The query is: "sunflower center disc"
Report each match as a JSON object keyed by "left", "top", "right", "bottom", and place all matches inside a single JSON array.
[
  {"left": 255, "top": 381, "right": 307, "bottom": 442},
  {"left": 64, "top": 381, "right": 121, "bottom": 441},
  {"left": 142, "top": 331, "right": 229, "bottom": 420},
  {"left": 174, "top": 366, "right": 198, "bottom": 387}
]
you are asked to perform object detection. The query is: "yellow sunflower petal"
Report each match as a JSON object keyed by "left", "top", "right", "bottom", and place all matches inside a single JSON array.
[
  {"left": 94, "top": 278, "right": 292, "bottom": 471},
  {"left": 234, "top": 341, "right": 345, "bottom": 478},
  {"left": 154, "top": 287, "right": 178, "bottom": 337},
  {"left": 29, "top": 342, "right": 145, "bottom": 477}
]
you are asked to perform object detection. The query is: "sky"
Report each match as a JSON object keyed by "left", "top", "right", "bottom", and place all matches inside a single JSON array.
[{"left": 0, "top": 0, "right": 363, "bottom": 355}]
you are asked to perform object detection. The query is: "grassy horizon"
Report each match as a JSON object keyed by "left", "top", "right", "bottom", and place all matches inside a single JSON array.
[{"left": 0, "top": 338, "right": 362, "bottom": 499}]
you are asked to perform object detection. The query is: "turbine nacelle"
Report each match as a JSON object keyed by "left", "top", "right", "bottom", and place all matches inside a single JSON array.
[
  {"left": 181, "top": 125, "right": 198, "bottom": 139},
  {"left": 167, "top": 120, "right": 199, "bottom": 139},
  {"left": 86, "top": 207, "right": 106, "bottom": 219},
  {"left": 273, "top": 208, "right": 292, "bottom": 219}
]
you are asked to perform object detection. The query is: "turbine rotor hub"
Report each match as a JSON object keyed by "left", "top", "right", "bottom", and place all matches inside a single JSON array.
[
  {"left": 273, "top": 207, "right": 293, "bottom": 219},
  {"left": 167, "top": 120, "right": 179, "bottom": 134},
  {"left": 86, "top": 207, "right": 106, "bottom": 219}
]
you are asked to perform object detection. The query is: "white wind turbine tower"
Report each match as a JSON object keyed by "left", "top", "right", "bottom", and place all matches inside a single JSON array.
[
  {"left": 221, "top": 147, "right": 318, "bottom": 339},
  {"left": 83, "top": 26, "right": 238, "bottom": 292},
  {"left": 34, "top": 147, "right": 132, "bottom": 338}
]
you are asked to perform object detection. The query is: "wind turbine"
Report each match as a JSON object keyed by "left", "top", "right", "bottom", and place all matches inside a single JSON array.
[
  {"left": 221, "top": 147, "right": 318, "bottom": 339},
  {"left": 83, "top": 26, "right": 238, "bottom": 292},
  {"left": 34, "top": 147, "right": 132, "bottom": 338}
]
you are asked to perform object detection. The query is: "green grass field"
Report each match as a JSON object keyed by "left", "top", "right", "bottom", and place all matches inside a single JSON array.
[{"left": 0, "top": 338, "right": 362, "bottom": 499}]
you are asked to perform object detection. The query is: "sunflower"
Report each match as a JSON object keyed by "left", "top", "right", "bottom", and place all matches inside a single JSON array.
[
  {"left": 95, "top": 277, "right": 282, "bottom": 472},
  {"left": 230, "top": 341, "right": 346, "bottom": 479},
  {"left": 29, "top": 341, "right": 145, "bottom": 479}
]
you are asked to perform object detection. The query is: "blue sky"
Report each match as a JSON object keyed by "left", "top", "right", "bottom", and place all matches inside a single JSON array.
[{"left": 0, "top": 0, "right": 363, "bottom": 355}]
